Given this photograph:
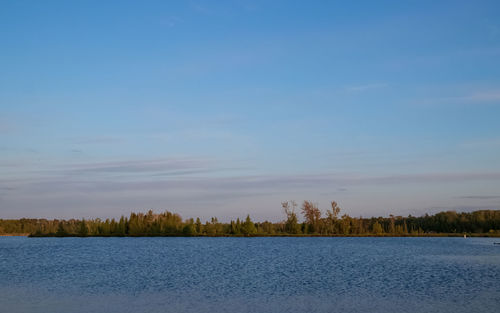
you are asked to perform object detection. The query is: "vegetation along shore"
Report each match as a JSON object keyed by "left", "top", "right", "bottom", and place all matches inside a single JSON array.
[{"left": 1, "top": 201, "right": 499, "bottom": 237}]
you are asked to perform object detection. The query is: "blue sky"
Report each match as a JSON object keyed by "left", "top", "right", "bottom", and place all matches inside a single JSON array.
[{"left": 1, "top": 0, "right": 500, "bottom": 220}]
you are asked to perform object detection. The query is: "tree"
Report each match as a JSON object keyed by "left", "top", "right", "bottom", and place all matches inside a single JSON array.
[
  {"left": 195, "top": 218, "right": 202, "bottom": 234},
  {"left": 340, "top": 214, "right": 352, "bottom": 235},
  {"left": 78, "top": 219, "right": 88, "bottom": 237},
  {"left": 117, "top": 216, "right": 127, "bottom": 236},
  {"left": 16, "top": 204, "right": 500, "bottom": 237},
  {"left": 56, "top": 222, "right": 67, "bottom": 237},
  {"left": 301, "top": 201, "right": 321, "bottom": 233},
  {"left": 183, "top": 224, "right": 196, "bottom": 235},
  {"left": 326, "top": 201, "right": 342, "bottom": 234},
  {"left": 241, "top": 215, "right": 257, "bottom": 235},
  {"left": 389, "top": 214, "right": 395, "bottom": 234},
  {"left": 282, "top": 201, "right": 301, "bottom": 234},
  {"left": 372, "top": 221, "right": 383, "bottom": 235},
  {"left": 327, "top": 201, "right": 341, "bottom": 220}
]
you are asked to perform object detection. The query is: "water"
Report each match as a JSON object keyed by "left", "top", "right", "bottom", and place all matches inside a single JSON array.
[{"left": 1, "top": 237, "right": 499, "bottom": 313}]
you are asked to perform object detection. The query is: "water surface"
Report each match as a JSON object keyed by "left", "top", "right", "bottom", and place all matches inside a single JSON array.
[{"left": 1, "top": 237, "right": 499, "bottom": 313}]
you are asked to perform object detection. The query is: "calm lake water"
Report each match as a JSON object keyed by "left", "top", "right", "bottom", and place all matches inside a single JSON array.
[{"left": 1, "top": 237, "right": 499, "bottom": 313}]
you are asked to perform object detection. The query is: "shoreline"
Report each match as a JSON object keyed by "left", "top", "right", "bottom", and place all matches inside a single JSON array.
[
  {"left": 4, "top": 209, "right": 499, "bottom": 238},
  {"left": 26, "top": 233, "right": 500, "bottom": 238}
]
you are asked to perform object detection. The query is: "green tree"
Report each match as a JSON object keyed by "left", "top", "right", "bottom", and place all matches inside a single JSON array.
[
  {"left": 301, "top": 201, "right": 321, "bottom": 233},
  {"left": 340, "top": 214, "right": 352, "bottom": 235},
  {"left": 56, "top": 222, "right": 67, "bottom": 237},
  {"left": 282, "top": 201, "right": 301, "bottom": 234},
  {"left": 371, "top": 221, "right": 383, "bottom": 235},
  {"left": 78, "top": 219, "right": 88, "bottom": 237},
  {"left": 389, "top": 215, "right": 395, "bottom": 234},
  {"left": 195, "top": 218, "right": 202, "bottom": 234},
  {"left": 183, "top": 224, "right": 196, "bottom": 235},
  {"left": 241, "top": 215, "right": 257, "bottom": 235},
  {"left": 326, "top": 201, "right": 341, "bottom": 234},
  {"left": 117, "top": 216, "right": 127, "bottom": 236}
]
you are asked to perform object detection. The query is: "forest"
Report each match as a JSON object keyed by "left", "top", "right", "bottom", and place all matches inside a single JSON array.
[{"left": 1, "top": 201, "right": 500, "bottom": 237}]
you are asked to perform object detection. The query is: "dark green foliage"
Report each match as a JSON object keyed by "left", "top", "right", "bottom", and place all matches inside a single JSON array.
[
  {"left": 78, "top": 219, "right": 88, "bottom": 237},
  {"left": 241, "top": 215, "right": 257, "bottom": 235},
  {"left": 56, "top": 222, "right": 68, "bottom": 237},
  {"left": 195, "top": 218, "right": 202, "bottom": 234},
  {"left": 2, "top": 205, "right": 500, "bottom": 237},
  {"left": 371, "top": 221, "right": 383, "bottom": 234},
  {"left": 182, "top": 224, "right": 196, "bottom": 235},
  {"left": 282, "top": 201, "right": 301, "bottom": 234},
  {"left": 301, "top": 201, "right": 321, "bottom": 233}
]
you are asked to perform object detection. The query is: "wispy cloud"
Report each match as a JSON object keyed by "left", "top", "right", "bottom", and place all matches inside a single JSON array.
[
  {"left": 66, "top": 136, "right": 123, "bottom": 145},
  {"left": 412, "top": 205, "right": 500, "bottom": 216},
  {"left": 4, "top": 170, "right": 500, "bottom": 193},
  {"left": 190, "top": 2, "right": 214, "bottom": 15},
  {"left": 2, "top": 170, "right": 500, "bottom": 219},
  {"left": 68, "top": 158, "right": 207, "bottom": 174},
  {"left": 459, "top": 91, "right": 500, "bottom": 102},
  {"left": 457, "top": 195, "right": 500, "bottom": 200},
  {"left": 0, "top": 157, "right": 247, "bottom": 186},
  {"left": 416, "top": 88, "right": 500, "bottom": 106},
  {"left": 159, "top": 16, "right": 183, "bottom": 28}
]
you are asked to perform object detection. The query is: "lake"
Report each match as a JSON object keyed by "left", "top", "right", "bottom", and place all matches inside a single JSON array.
[{"left": 1, "top": 237, "right": 499, "bottom": 313}]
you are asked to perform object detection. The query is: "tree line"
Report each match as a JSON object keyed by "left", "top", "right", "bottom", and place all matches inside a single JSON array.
[{"left": 1, "top": 201, "right": 499, "bottom": 237}]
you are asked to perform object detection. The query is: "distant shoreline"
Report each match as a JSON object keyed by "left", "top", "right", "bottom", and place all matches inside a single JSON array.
[
  {"left": 3, "top": 207, "right": 500, "bottom": 238},
  {"left": 25, "top": 233, "right": 500, "bottom": 238}
]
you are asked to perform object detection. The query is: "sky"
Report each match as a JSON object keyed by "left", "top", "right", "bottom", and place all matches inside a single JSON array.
[{"left": 1, "top": 0, "right": 500, "bottom": 221}]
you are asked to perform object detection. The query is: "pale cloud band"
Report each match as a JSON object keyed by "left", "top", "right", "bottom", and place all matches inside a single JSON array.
[{"left": 1, "top": 157, "right": 500, "bottom": 220}]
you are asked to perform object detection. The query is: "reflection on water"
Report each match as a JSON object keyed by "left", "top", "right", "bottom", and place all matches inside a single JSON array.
[{"left": 1, "top": 237, "right": 499, "bottom": 313}]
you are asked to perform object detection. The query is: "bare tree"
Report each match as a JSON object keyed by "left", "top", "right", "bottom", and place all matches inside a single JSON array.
[
  {"left": 282, "top": 200, "right": 297, "bottom": 219},
  {"left": 324, "top": 201, "right": 342, "bottom": 234},
  {"left": 282, "top": 200, "right": 300, "bottom": 234},
  {"left": 327, "top": 201, "right": 341, "bottom": 221},
  {"left": 301, "top": 200, "right": 321, "bottom": 233}
]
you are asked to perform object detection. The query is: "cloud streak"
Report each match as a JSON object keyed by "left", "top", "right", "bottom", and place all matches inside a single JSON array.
[
  {"left": 416, "top": 88, "right": 500, "bottom": 106},
  {"left": 67, "top": 158, "right": 209, "bottom": 174},
  {"left": 457, "top": 195, "right": 500, "bottom": 200},
  {"left": 460, "top": 91, "right": 500, "bottom": 102},
  {"left": 2, "top": 154, "right": 500, "bottom": 219},
  {"left": 2, "top": 169, "right": 500, "bottom": 219},
  {"left": 4, "top": 170, "right": 500, "bottom": 194},
  {"left": 66, "top": 136, "right": 123, "bottom": 145}
]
